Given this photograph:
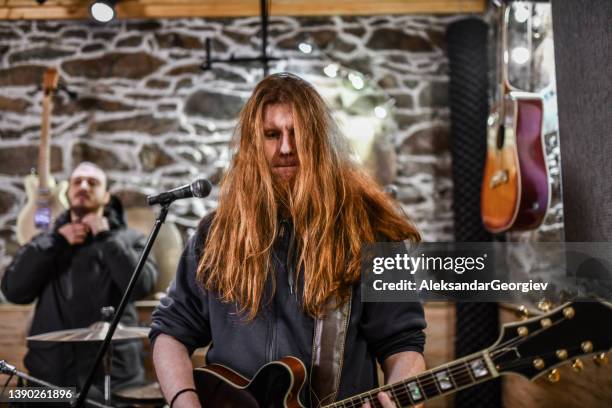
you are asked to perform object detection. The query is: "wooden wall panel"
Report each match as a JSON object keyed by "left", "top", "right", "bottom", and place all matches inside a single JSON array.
[{"left": 0, "top": 0, "right": 485, "bottom": 20}]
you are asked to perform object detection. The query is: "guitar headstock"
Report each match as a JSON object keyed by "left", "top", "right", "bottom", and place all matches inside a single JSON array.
[
  {"left": 490, "top": 301, "right": 612, "bottom": 380},
  {"left": 42, "top": 68, "right": 59, "bottom": 95}
]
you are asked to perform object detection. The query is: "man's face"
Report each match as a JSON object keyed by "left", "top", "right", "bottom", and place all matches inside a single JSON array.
[
  {"left": 263, "top": 103, "right": 300, "bottom": 183},
  {"left": 67, "top": 164, "right": 110, "bottom": 217}
]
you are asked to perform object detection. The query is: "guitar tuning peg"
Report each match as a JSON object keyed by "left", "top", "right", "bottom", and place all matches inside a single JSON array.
[
  {"left": 593, "top": 353, "right": 608, "bottom": 367},
  {"left": 537, "top": 299, "right": 552, "bottom": 312},
  {"left": 547, "top": 369, "right": 560, "bottom": 383},
  {"left": 515, "top": 305, "right": 530, "bottom": 320},
  {"left": 571, "top": 358, "right": 584, "bottom": 372}
]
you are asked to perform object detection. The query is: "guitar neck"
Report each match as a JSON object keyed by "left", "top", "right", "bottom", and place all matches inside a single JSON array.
[
  {"left": 328, "top": 351, "right": 497, "bottom": 407},
  {"left": 38, "top": 91, "right": 52, "bottom": 191}
]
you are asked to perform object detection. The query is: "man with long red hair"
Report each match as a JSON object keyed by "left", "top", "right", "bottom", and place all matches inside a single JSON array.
[{"left": 150, "top": 73, "right": 426, "bottom": 408}]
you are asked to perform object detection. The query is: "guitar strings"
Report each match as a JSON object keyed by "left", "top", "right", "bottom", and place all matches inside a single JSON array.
[{"left": 330, "top": 316, "right": 570, "bottom": 408}]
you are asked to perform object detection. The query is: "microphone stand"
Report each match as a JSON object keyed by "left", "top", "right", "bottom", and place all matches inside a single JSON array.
[
  {"left": 0, "top": 360, "right": 112, "bottom": 408},
  {"left": 74, "top": 203, "right": 171, "bottom": 407}
]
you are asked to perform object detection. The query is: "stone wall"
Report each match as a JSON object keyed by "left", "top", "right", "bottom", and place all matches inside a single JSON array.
[
  {"left": 0, "top": 13, "right": 563, "bottom": 276},
  {"left": 0, "top": 15, "right": 463, "bottom": 273}
]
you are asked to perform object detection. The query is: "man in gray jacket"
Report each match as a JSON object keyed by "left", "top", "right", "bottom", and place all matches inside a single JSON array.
[{"left": 2, "top": 162, "right": 157, "bottom": 398}]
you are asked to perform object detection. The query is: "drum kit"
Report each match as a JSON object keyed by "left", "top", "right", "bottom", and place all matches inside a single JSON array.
[{"left": 26, "top": 306, "right": 165, "bottom": 407}]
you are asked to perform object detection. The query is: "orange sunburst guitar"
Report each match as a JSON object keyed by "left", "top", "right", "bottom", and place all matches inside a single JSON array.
[
  {"left": 481, "top": 2, "right": 550, "bottom": 233},
  {"left": 16, "top": 68, "right": 68, "bottom": 245}
]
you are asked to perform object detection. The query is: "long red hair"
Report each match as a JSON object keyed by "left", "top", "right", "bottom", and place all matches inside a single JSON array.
[{"left": 198, "top": 73, "right": 419, "bottom": 319}]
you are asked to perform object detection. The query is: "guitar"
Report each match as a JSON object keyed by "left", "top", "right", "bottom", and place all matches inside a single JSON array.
[
  {"left": 192, "top": 301, "right": 612, "bottom": 407},
  {"left": 481, "top": 1, "right": 550, "bottom": 233},
  {"left": 16, "top": 68, "right": 68, "bottom": 245}
]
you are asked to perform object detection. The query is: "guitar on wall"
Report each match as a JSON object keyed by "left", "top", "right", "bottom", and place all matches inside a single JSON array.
[
  {"left": 193, "top": 301, "right": 612, "bottom": 407},
  {"left": 16, "top": 67, "right": 68, "bottom": 245},
  {"left": 481, "top": 1, "right": 550, "bottom": 233}
]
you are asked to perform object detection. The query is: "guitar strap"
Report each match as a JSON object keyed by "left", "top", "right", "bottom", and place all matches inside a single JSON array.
[{"left": 309, "top": 292, "right": 352, "bottom": 407}]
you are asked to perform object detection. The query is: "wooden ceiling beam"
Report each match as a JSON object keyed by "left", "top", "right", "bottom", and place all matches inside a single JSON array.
[{"left": 0, "top": 0, "right": 485, "bottom": 20}]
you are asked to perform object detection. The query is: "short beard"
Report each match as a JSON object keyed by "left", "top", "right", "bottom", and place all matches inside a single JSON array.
[{"left": 69, "top": 203, "right": 102, "bottom": 220}]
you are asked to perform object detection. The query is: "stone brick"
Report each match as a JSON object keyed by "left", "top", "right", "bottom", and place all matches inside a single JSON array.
[
  {"left": 401, "top": 125, "right": 450, "bottom": 155},
  {"left": 184, "top": 90, "right": 243, "bottom": 120},
  {"left": 155, "top": 32, "right": 204, "bottom": 49},
  {"left": 0, "top": 96, "right": 30, "bottom": 113},
  {"left": 62, "top": 29, "right": 88, "bottom": 40},
  {"left": 53, "top": 97, "right": 134, "bottom": 115},
  {"left": 175, "top": 78, "right": 193, "bottom": 91},
  {"left": 0, "top": 29, "right": 19, "bottom": 41},
  {"left": 388, "top": 92, "right": 414, "bottom": 110},
  {"left": 62, "top": 52, "right": 163, "bottom": 79},
  {"left": 426, "top": 29, "right": 446, "bottom": 51},
  {"left": 92, "top": 31, "right": 116, "bottom": 41},
  {"left": 94, "top": 115, "right": 179, "bottom": 135},
  {"left": 116, "top": 35, "right": 142, "bottom": 48},
  {"left": 418, "top": 81, "right": 448, "bottom": 108},
  {"left": 146, "top": 79, "right": 171, "bottom": 89},
  {"left": 126, "top": 21, "right": 162, "bottom": 31},
  {"left": 0, "top": 145, "right": 62, "bottom": 175},
  {"left": 72, "top": 142, "right": 130, "bottom": 171},
  {"left": 113, "top": 190, "right": 148, "bottom": 208},
  {"left": 344, "top": 27, "right": 366, "bottom": 38},
  {"left": 139, "top": 144, "right": 175, "bottom": 171},
  {"left": 166, "top": 64, "right": 202, "bottom": 76},
  {"left": 376, "top": 74, "right": 398, "bottom": 89},
  {"left": 367, "top": 28, "right": 433, "bottom": 52},
  {"left": 81, "top": 43, "right": 106, "bottom": 53},
  {"left": 0, "top": 65, "right": 46, "bottom": 87},
  {"left": 0, "top": 190, "right": 16, "bottom": 215}
]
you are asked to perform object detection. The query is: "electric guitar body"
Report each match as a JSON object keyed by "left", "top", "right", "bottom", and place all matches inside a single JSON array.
[
  {"left": 15, "top": 67, "right": 68, "bottom": 245},
  {"left": 17, "top": 175, "right": 68, "bottom": 245},
  {"left": 193, "top": 357, "right": 306, "bottom": 408}
]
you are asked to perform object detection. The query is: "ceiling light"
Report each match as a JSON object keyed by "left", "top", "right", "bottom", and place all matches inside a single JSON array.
[{"left": 90, "top": 0, "right": 117, "bottom": 23}]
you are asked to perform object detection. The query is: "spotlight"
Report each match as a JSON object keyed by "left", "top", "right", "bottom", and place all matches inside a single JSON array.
[
  {"left": 298, "top": 43, "right": 313, "bottom": 54},
  {"left": 511, "top": 47, "right": 530, "bottom": 65},
  {"left": 514, "top": 3, "right": 530, "bottom": 23},
  {"left": 90, "top": 0, "right": 117, "bottom": 23},
  {"left": 348, "top": 72, "right": 364, "bottom": 90},
  {"left": 374, "top": 106, "right": 388, "bottom": 119},
  {"left": 323, "top": 63, "right": 339, "bottom": 78}
]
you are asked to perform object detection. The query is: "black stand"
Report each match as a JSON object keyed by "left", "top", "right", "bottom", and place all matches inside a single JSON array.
[
  {"left": 0, "top": 360, "right": 112, "bottom": 408},
  {"left": 201, "top": 0, "right": 279, "bottom": 76},
  {"left": 74, "top": 204, "right": 170, "bottom": 407}
]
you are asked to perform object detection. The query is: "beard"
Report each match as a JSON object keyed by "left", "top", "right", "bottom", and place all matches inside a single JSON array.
[{"left": 68, "top": 195, "right": 103, "bottom": 220}]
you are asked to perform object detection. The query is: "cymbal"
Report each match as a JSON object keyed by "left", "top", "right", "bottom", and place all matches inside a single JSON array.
[
  {"left": 27, "top": 321, "right": 149, "bottom": 343},
  {"left": 113, "top": 382, "right": 164, "bottom": 403}
]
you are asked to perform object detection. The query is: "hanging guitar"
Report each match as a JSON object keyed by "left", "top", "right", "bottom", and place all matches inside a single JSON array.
[
  {"left": 192, "top": 301, "right": 611, "bottom": 407},
  {"left": 16, "top": 67, "right": 68, "bottom": 245},
  {"left": 481, "top": 1, "right": 550, "bottom": 233}
]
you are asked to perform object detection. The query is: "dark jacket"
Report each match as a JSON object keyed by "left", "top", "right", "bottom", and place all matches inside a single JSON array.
[
  {"left": 1, "top": 202, "right": 158, "bottom": 390},
  {"left": 149, "top": 214, "right": 426, "bottom": 405}
]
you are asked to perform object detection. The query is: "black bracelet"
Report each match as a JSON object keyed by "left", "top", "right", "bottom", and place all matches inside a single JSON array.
[{"left": 170, "top": 387, "right": 198, "bottom": 408}]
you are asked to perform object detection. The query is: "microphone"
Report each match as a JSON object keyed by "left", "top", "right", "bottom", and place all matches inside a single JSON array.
[{"left": 147, "top": 179, "right": 212, "bottom": 206}]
